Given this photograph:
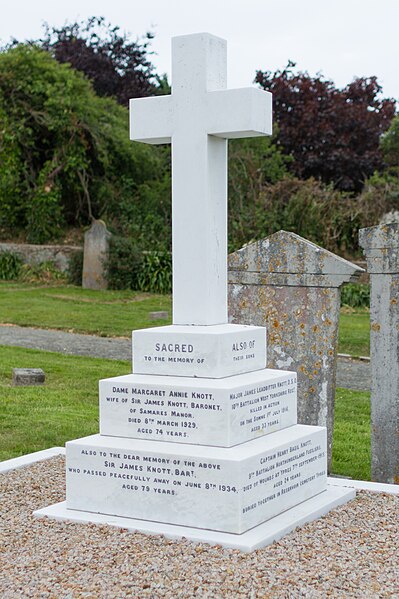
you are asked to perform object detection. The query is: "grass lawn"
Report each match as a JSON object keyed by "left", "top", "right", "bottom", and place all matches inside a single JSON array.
[
  {"left": 0, "top": 282, "right": 172, "bottom": 336},
  {"left": 0, "top": 346, "right": 130, "bottom": 460},
  {"left": 332, "top": 388, "right": 370, "bottom": 481},
  {"left": 0, "top": 282, "right": 370, "bottom": 356},
  {"left": 0, "top": 346, "right": 371, "bottom": 480},
  {"left": 338, "top": 308, "right": 370, "bottom": 357}
]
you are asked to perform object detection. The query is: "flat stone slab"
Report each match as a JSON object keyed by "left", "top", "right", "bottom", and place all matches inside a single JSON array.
[
  {"left": 149, "top": 311, "right": 169, "bottom": 320},
  {"left": 12, "top": 368, "right": 45, "bottom": 386},
  {"left": 99, "top": 369, "right": 297, "bottom": 446},
  {"left": 34, "top": 485, "right": 355, "bottom": 552}
]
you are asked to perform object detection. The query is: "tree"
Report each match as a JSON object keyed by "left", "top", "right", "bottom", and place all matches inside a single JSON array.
[
  {"left": 381, "top": 114, "right": 399, "bottom": 169},
  {"left": 255, "top": 63, "right": 396, "bottom": 192},
  {"left": 0, "top": 45, "right": 165, "bottom": 243},
  {"left": 37, "top": 17, "right": 161, "bottom": 106}
]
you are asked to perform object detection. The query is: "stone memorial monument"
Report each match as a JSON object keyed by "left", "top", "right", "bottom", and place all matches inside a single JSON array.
[{"left": 35, "top": 33, "right": 354, "bottom": 551}]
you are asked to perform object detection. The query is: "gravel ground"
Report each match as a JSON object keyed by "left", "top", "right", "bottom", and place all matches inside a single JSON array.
[
  {"left": 0, "top": 325, "right": 370, "bottom": 391},
  {"left": 1, "top": 457, "right": 398, "bottom": 598}
]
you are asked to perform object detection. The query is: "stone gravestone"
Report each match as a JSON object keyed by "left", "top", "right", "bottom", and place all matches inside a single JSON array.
[
  {"left": 35, "top": 34, "right": 354, "bottom": 551},
  {"left": 82, "top": 220, "right": 111, "bottom": 290},
  {"left": 359, "top": 224, "right": 399, "bottom": 484},
  {"left": 228, "top": 231, "right": 363, "bottom": 469}
]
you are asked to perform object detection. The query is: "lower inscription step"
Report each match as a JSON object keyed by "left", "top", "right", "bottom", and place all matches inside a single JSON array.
[{"left": 66, "top": 425, "right": 327, "bottom": 534}]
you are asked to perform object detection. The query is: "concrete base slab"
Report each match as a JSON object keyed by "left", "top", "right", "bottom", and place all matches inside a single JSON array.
[{"left": 34, "top": 485, "right": 355, "bottom": 552}]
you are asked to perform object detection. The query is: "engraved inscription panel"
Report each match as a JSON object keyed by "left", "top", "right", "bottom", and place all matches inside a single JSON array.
[
  {"left": 132, "top": 324, "right": 266, "bottom": 378},
  {"left": 66, "top": 425, "right": 327, "bottom": 534},
  {"left": 99, "top": 370, "right": 297, "bottom": 446}
]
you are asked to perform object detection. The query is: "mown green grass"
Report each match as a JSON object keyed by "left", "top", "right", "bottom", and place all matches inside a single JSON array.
[
  {"left": 338, "top": 309, "right": 370, "bottom": 357},
  {"left": 0, "top": 282, "right": 172, "bottom": 336},
  {"left": 332, "top": 388, "right": 371, "bottom": 481},
  {"left": 0, "top": 347, "right": 371, "bottom": 480},
  {"left": 0, "top": 346, "right": 130, "bottom": 460},
  {"left": 0, "top": 282, "right": 370, "bottom": 356}
]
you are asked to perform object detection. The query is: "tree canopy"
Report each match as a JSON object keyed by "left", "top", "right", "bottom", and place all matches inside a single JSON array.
[
  {"left": 0, "top": 44, "right": 164, "bottom": 243},
  {"left": 255, "top": 63, "right": 396, "bottom": 192},
  {"left": 34, "top": 17, "right": 161, "bottom": 106}
]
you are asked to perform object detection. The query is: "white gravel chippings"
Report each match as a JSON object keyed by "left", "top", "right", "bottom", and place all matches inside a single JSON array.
[{"left": 0, "top": 456, "right": 398, "bottom": 598}]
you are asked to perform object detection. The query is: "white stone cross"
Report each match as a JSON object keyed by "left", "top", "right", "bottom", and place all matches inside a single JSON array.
[{"left": 130, "top": 33, "right": 272, "bottom": 326}]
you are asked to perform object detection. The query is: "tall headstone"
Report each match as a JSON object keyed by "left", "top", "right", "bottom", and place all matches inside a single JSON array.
[
  {"left": 35, "top": 34, "right": 354, "bottom": 551},
  {"left": 82, "top": 220, "right": 111, "bottom": 290},
  {"left": 228, "top": 231, "right": 363, "bottom": 469},
  {"left": 359, "top": 224, "right": 399, "bottom": 484}
]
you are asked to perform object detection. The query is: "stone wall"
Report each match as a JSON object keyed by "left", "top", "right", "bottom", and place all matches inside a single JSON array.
[{"left": 0, "top": 243, "right": 82, "bottom": 272}]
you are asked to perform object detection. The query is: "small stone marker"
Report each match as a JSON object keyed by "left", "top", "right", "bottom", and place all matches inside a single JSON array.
[
  {"left": 35, "top": 34, "right": 355, "bottom": 552},
  {"left": 82, "top": 220, "right": 111, "bottom": 290},
  {"left": 359, "top": 223, "right": 399, "bottom": 484},
  {"left": 148, "top": 311, "right": 169, "bottom": 320},
  {"left": 12, "top": 368, "right": 45, "bottom": 386}
]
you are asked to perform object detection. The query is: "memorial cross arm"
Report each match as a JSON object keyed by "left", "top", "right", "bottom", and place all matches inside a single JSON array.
[{"left": 129, "top": 33, "right": 273, "bottom": 325}]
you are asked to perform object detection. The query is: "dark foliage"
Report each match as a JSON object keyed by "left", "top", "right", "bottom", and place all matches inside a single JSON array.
[
  {"left": 38, "top": 17, "right": 160, "bottom": 106},
  {"left": 67, "top": 251, "right": 83, "bottom": 285},
  {"left": 255, "top": 63, "right": 396, "bottom": 192}
]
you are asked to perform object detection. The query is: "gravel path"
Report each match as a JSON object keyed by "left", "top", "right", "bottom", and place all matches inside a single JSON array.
[
  {"left": 0, "top": 324, "right": 370, "bottom": 391},
  {"left": 0, "top": 324, "right": 131, "bottom": 361},
  {"left": 0, "top": 456, "right": 398, "bottom": 598}
]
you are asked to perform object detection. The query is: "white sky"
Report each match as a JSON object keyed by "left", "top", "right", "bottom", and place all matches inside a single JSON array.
[{"left": 1, "top": 0, "right": 398, "bottom": 101}]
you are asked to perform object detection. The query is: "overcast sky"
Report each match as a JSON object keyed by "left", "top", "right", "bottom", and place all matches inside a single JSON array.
[{"left": 1, "top": 0, "right": 398, "bottom": 100}]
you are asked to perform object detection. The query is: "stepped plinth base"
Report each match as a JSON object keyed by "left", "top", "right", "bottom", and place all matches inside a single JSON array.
[{"left": 34, "top": 486, "right": 355, "bottom": 552}]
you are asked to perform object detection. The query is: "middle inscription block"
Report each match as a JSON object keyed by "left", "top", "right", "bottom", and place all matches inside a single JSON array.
[{"left": 100, "top": 369, "right": 297, "bottom": 447}]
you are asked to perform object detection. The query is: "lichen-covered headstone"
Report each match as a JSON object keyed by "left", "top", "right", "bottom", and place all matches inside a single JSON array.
[
  {"left": 228, "top": 230, "right": 363, "bottom": 469},
  {"left": 82, "top": 220, "right": 111, "bottom": 290},
  {"left": 359, "top": 223, "right": 399, "bottom": 484}
]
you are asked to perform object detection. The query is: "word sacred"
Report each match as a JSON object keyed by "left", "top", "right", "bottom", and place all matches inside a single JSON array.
[{"left": 155, "top": 343, "right": 194, "bottom": 353}]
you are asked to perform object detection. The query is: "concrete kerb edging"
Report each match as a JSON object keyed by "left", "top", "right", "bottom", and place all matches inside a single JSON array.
[
  {"left": 1, "top": 447, "right": 398, "bottom": 495},
  {"left": 0, "top": 447, "right": 65, "bottom": 474}
]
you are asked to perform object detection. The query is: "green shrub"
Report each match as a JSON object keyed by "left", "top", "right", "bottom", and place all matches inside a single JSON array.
[
  {"left": 19, "top": 261, "right": 66, "bottom": 283},
  {"left": 341, "top": 283, "right": 370, "bottom": 308},
  {"left": 0, "top": 251, "right": 23, "bottom": 280},
  {"left": 67, "top": 250, "right": 84, "bottom": 285},
  {"left": 106, "top": 237, "right": 144, "bottom": 290},
  {"left": 137, "top": 251, "right": 172, "bottom": 295}
]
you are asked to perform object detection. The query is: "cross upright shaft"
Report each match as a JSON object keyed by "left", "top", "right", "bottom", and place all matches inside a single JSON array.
[{"left": 130, "top": 33, "right": 272, "bottom": 325}]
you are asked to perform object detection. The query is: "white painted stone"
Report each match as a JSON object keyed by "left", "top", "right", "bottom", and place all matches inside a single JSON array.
[
  {"left": 99, "top": 369, "right": 297, "bottom": 446},
  {"left": 65, "top": 425, "right": 326, "bottom": 534},
  {"left": 132, "top": 323, "right": 266, "bottom": 378},
  {"left": 34, "top": 485, "right": 355, "bottom": 552},
  {"left": 0, "top": 447, "right": 65, "bottom": 474},
  {"left": 130, "top": 33, "right": 272, "bottom": 325}
]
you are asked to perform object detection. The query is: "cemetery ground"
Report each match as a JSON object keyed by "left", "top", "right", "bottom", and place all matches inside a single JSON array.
[
  {"left": 0, "top": 281, "right": 371, "bottom": 480},
  {"left": 0, "top": 281, "right": 368, "bottom": 355},
  {"left": 1, "top": 285, "right": 397, "bottom": 598}
]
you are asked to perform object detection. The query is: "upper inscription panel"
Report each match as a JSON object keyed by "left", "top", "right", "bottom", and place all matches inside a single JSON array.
[{"left": 132, "top": 323, "right": 267, "bottom": 378}]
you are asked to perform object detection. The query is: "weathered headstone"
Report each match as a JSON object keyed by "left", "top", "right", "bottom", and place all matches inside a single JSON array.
[
  {"left": 12, "top": 368, "right": 45, "bottom": 386},
  {"left": 35, "top": 34, "right": 354, "bottom": 550},
  {"left": 228, "top": 231, "right": 363, "bottom": 469},
  {"left": 82, "top": 220, "right": 111, "bottom": 290},
  {"left": 359, "top": 223, "right": 399, "bottom": 484}
]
